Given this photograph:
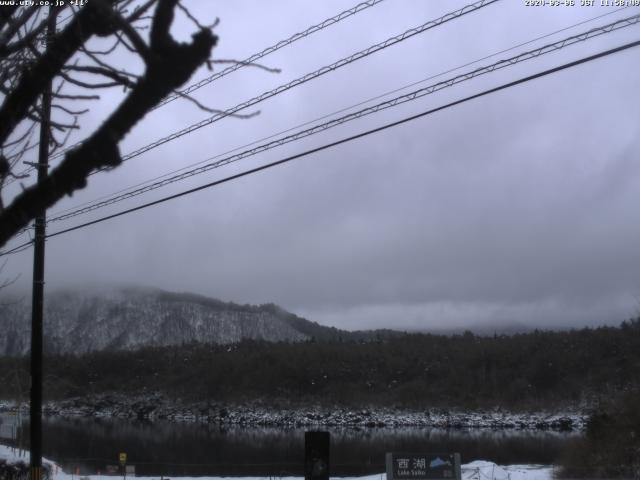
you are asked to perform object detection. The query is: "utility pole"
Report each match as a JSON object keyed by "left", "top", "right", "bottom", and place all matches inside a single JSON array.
[{"left": 30, "top": 7, "right": 55, "bottom": 480}]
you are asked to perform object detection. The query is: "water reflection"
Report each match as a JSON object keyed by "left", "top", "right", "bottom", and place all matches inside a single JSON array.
[{"left": 20, "top": 418, "right": 577, "bottom": 476}]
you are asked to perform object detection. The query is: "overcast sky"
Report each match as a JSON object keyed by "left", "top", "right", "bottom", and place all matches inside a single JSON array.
[{"left": 2, "top": 0, "right": 640, "bottom": 332}]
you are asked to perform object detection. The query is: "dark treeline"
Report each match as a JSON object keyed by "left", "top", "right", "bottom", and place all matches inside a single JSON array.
[
  {"left": 559, "top": 391, "right": 640, "bottom": 478},
  {"left": 1, "top": 319, "right": 639, "bottom": 409}
]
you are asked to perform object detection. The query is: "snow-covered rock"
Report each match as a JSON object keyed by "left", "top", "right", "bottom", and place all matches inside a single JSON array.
[{"left": 0, "top": 394, "right": 586, "bottom": 430}]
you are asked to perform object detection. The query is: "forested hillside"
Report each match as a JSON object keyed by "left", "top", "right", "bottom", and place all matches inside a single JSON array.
[
  {"left": 0, "top": 288, "right": 340, "bottom": 355},
  {"left": 1, "top": 320, "right": 638, "bottom": 409}
]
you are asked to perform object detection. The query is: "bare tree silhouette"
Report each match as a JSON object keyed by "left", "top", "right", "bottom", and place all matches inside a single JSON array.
[{"left": 0, "top": 0, "right": 218, "bottom": 247}]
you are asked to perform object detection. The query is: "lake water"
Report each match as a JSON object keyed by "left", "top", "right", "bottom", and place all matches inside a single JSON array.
[{"left": 10, "top": 418, "right": 578, "bottom": 477}]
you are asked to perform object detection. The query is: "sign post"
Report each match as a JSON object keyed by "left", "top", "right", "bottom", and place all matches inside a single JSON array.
[
  {"left": 386, "top": 453, "right": 461, "bottom": 480},
  {"left": 119, "top": 453, "right": 127, "bottom": 480}
]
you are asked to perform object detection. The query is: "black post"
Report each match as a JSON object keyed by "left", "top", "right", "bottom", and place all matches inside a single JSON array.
[
  {"left": 304, "top": 431, "right": 330, "bottom": 480},
  {"left": 30, "top": 8, "right": 55, "bottom": 480}
]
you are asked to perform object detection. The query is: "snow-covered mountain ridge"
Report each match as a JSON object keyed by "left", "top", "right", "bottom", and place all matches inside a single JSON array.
[{"left": 0, "top": 287, "right": 331, "bottom": 355}]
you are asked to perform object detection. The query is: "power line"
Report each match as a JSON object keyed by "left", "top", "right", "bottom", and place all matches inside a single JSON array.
[
  {"left": 46, "top": 5, "right": 631, "bottom": 220},
  {"left": 48, "top": 0, "right": 499, "bottom": 165},
  {"left": 0, "top": 239, "right": 34, "bottom": 257},
  {"left": 5, "top": 0, "right": 388, "bottom": 183},
  {"left": 42, "top": 39, "right": 640, "bottom": 242},
  {"left": 44, "top": 13, "right": 640, "bottom": 226},
  {"left": 155, "top": 0, "right": 387, "bottom": 109},
  {"left": 6, "top": 0, "right": 500, "bottom": 240},
  {"left": 4, "top": 36, "right": 638, "bottom": 254}
]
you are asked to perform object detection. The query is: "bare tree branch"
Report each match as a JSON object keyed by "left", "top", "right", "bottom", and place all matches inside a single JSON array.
[
  {"left": 212, "top": 58, "right": 281, "bottom": 74},
  {"left": 62, "top": 65, "right": 138, "bottom": 88},
  {"left": 173, "top": 89, "right": 261, "bottom": 118},
  {"left": 0, "top": 5, "right": 20, "bottom": 33},
  {"left": 177, "top": 1, "right": 218, "bottom": 31},
  {"left": 58, "top": 70, "right": 128, "bottom": 89},
  {"left": 53, "top": 93, "right": 101, "bottom": 100},
  {"left": 126, "top": 0, "right": 158, "bottom": 23},
  {"left": 0, "top": 10, "right": 51, "bottom": 59},
  {"left": 93, "top": 0, "right": 152, "bottom": 61},
  {"left": 0, "top": 6, "right": 38, "bottom": 48},
  {"left": 51, "top": 104, "right": 89, "bottom": 116},
  {"left": 0, "top": 2, "right": 119, "bottom": 146},
  {"left": 0, "top": 0, "right": 217, "bottom": 246}
]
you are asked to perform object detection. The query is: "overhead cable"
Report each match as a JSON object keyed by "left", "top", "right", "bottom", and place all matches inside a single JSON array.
[
  {"left": 48, "top": 0, "right": 499, "bottom": 164},
  {"left": 44, "top": 13, "right": 640, "bottom": 225},
  {"left": 155, "top": 0, "right": 388, "bottom": 109},
  {"left": 0, "top": 235, "right": 34, "bottom": 257},
  {"left": 46, "top": 5, "right": 632, "bottom": 219},
  {"left": 40, "top": 38, "right": 640, "bottom": 242},
  {"left": 3, "top": 0, "right": 388, "bottom": 183}
]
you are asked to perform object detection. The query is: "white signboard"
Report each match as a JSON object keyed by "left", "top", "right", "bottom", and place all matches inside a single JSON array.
[{"left": 386, "top": 453, "right": 461, "bottom": 480}]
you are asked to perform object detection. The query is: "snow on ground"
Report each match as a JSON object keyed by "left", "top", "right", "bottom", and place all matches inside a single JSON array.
[
  {"left": 40, "top": 471, "right": 555, "bottom": 480},
  {"left": 2, "top": 444, "right": 555, "bottom": 480}
]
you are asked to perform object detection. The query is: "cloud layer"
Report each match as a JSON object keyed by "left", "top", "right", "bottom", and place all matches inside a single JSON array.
[{"left": 3, "top": 0, "right": 640, "bottom": 331}]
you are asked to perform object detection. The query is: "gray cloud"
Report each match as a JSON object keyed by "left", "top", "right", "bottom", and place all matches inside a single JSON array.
[{"left": 3, "top": 0, "right": 640, "bottom": 332}]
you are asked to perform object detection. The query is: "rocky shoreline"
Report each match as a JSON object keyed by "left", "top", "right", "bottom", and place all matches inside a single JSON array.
[{"left": 0, "top": 394, "right": 587, "bottom": 430}]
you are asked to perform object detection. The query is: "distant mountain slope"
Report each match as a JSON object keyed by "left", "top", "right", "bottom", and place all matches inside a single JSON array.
[{"left": 0, "top": 287, "right": 349, "bottom": 355}]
